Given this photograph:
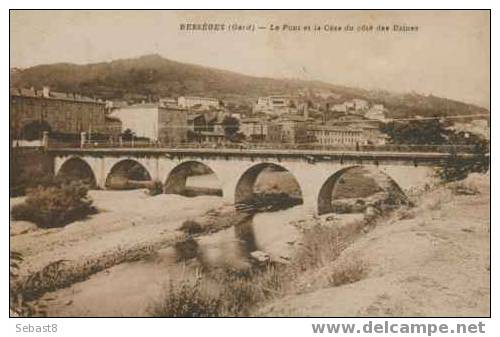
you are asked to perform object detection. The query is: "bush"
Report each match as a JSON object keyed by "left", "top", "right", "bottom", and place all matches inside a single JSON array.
[
  {"left": 293, "top": 225, "right": 346, "bottom": 271},
  {"left": 327, "top": 257, "right": 367, "bottom": 287},
  {"left": 148, "top": 180, "right": 163, "bottom": 196},
  {"left": 11, "top": 182, "right": 96, "bottom": 228},
  {"left": 436, "top": 148, "right": 489, "bottom": 183},
  {"left": 150, "top": 278, "right": 223, "bottom": 317},
  {"left": 179, "top": 220, "right": 203, "bottom": 234},
  {"left": 151, "top": 265, "right": 286, "bottom": 317}
]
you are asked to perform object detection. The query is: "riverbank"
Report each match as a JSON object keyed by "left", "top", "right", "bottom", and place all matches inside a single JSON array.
[{"left": 257, "top": 174, "right": 490, "bottom": 317}]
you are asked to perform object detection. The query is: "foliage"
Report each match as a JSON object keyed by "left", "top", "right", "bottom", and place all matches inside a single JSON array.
[
  {"left": 292, "top": 225, "right": 346, "bottom": 271},
  {"left": 436, "top": 148, "right": 489, "bottom": 182},
  {"left": 11, "top": 182, "right": 96, "bottom": 228},
  {"left": 147, "top": 180, "right": 163, "bottom": 196},
  {"left": 150, "top": 277, "right": 224, "bottom": 317},
  {"left": 121, "top": 128, "right": 135, "bottom": 141},
  {"left": 19, "top": 120, "right": 52, "bottom": 141},
  {"left": 150, "top": 265, "right": 285, "bottom": 317},
  {"left": 327, "top": 257, "right": 367, "bottom": 287},
  {"left": 10, "top": 251, "right": 55, "bottom": 317},
  {"left": 179, "top": 219, "right": 203, "bottom": 234},
  {"left": 221, "top": 116, "right": 240, "bottom": 138},
  {"left": 381, "top": 119, "right": 448, "bottom": 145}
]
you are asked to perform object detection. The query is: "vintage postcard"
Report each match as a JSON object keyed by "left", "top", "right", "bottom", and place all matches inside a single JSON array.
[{"left": 9, "top": 10, "right": 490, "bottom": 320}]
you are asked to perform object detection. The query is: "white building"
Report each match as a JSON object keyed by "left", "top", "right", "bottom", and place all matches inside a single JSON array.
[
  {"left": 109, "top": 103, "right": 161, "bottom": 140},
  {"left": 352, "top": 99, "right": 369, "bottom": 111},
  {"left": 178, "top": 96, "right": 220, "bottom": 110},
  {"left": 331, "top": 104, "right": 348, "bottom": 113},
  {"left": 253, "top": 95, "right": 293, "bottom": 115},
  {"left": 364, "top": 104, "right": 386, "bottom": 121}
]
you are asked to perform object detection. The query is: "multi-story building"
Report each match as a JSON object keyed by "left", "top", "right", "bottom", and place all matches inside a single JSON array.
[
  {"left": 267, "top": 115, "right": 308, "bottom": 144},
  {"left": 178, "top": 96, "right": 220, "bottom": 110},
  {"left": 110, "top": 103, "right": 188, "bottom": 143},
  {"left": 253, "top": 95, "right": 294, "bottom": 115},
  {"left": 240, "top": 117, "right": 268, "bottom": 141},
  {"left": 158, "top": 105, "right": 189, "bottom": 144},
  {"left": 308, "top": 124, "right": 365, "bottom": 146},
  {"left": 308, "top": 123, "right": 388, "bottom": 146},
  {"left": 10, "top": 86, "right": 116, "bottom": 140},
  {"left": 352, "top": 98, "right": 369, "bottom": 111},
  {"left": 110, "top": 103, "right": 160, "bottom": 140}
]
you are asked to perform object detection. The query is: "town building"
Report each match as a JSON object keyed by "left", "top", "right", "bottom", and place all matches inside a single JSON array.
[
  {"left": 352, "top": 98, "right": 369, "bottom": 111},
  {"left": 10, "top": 86, "right": 118, "bottom": 140},
  {"left": 267, "top": 115, "right": 309, "bottom": 144},
  {"left": 253, "top": 95, "right": 294, "bottom": 115},
  {"left": 158, "top": 105, "right": 189, "bottom": 144},
  {"left": 110, "top": 103, "right": 160, "bottom": 140},
  {"left": 307, "top": 124, "right": 365, "bottom": 146},
  {"left": 240, "top": 117, "right": 268, "bottom": 141},
  {"left": 307, "top": 123, "right": 388, "bottom": 146},
  {"left": 187, "top": 111, "right": 227, "bottom": 143},
  {"left": 178, "top": 96, "right": 220, "bottom": 110},
  {"left": 364, "top": 104, "right": 386, "bottom": 121},
  {"left": 110, "top": 103, "right": 188, "bottom": 143},
  {"left": 103, "top": 116, "right": 123, "bottom": 137}
]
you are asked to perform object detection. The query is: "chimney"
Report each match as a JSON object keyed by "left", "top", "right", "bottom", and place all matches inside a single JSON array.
[{"left": 42, "top": 86, "right": 50, "bottom": 98}]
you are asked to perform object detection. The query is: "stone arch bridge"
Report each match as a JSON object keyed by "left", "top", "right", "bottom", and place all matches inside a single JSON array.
[{"left": 50, "top": 147, "right": 471, "bottom": 215}]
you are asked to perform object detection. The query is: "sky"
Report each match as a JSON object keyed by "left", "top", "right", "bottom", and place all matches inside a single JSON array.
[{"left": 10, "top": 10, "right": 490, "bottom": 108}]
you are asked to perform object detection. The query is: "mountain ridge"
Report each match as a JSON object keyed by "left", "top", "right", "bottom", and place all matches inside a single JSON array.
[{"left": 10, "top": 54, "right": 489, "bottom": 119}]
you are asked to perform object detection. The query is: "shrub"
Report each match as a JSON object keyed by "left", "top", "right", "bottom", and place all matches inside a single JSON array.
[
  {"left": 148, "top": 180, "right": 163, "bottom": 196},
  {"left": 293, "top": 225, "right": 346, "bottom": 271},
  {"left": 10, "top": 251, "right": 57, "bottom": 317},
  {"left": 436, "top": 148, "right": 489, "bottom": 183},
  {"left": 151, "top": 265, "right": 286, "bottom": 317},
  {"left": 150, "top": 278, "right": 223, "bottom": 317},
  {"left": 327, "top": 257, "right": 367, "bottom": 287},
  {"left": 174, "top": 237, "right": 199, "bottom": 261},
  {"left": 179, "top": 219, "right": 203, "bottom": 234},
  {"left": 11, "top": 182, "right": 96, "bottom": 228}
]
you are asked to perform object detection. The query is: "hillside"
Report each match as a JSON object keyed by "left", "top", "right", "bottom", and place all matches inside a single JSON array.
[{"left": 10, "top": 54, "right": 489, "bottom": 119}]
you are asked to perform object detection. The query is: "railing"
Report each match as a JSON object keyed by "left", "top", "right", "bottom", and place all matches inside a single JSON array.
[{"left": 45, "top": 139, "right": 486, "bottom": 154}]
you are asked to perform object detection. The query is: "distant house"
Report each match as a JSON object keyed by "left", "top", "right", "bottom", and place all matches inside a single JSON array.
[
  {"left": 364, "top": 104, "right": 386, "bottom": 121},
  {"left": 267, "top": 115, "right": 308, "bottom": 144},
  {"left": 253, "top": 95, "right": 294, "bottom": 116},
  {"left": 240, "top": 117, "right": 268, "bottom": 141},
  {"left": 178, "top": 96, "right": 220, "bottom": 110}
]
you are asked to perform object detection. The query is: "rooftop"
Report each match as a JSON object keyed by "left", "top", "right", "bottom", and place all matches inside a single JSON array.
[{"left": 10, "top": 87, "right": 104, "bottom": 104}]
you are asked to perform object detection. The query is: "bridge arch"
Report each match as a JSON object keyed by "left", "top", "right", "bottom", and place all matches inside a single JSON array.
[
  {"left": 317, "top": 165, "right": 409, "bottom": 215},
  {"left": 234, "top": 162, "right": 303, "bottom": 204},
  {"left": 55, "top": 156, "right": 97, "bottom": 188},
  {"left": 105, "top": 159, "right": 152, "bottom": 190},
  {"left": 164, "top": 160, "right": 222, "bottom": 197}
]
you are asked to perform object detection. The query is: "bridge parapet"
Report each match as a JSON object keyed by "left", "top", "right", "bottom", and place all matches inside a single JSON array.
[{"left": 50, "top": 146, "right": 485, "bottom": 215}]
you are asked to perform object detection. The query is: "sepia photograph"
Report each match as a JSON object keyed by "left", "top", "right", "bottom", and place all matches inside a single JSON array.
[{"left": 8, "top": 9, "right": 490, "bottom": 320}]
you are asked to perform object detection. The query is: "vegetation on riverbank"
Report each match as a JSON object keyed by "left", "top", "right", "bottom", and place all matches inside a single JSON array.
[{"left": 11, "top": 182, "right": 97, "bottom": 228}]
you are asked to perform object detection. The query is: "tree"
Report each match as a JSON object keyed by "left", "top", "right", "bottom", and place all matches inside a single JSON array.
[
  {"left": 221, "top": 116, "right": 240, "bottom": 139},
  {"left": 21, "top": 121, "right": 52, "bottom": 141},
  {"left": 121, "top": 128, "right": 135, "bottom": 141},
  {"left": 381, "top": 119, "right": 447, "bottom": 145}
]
